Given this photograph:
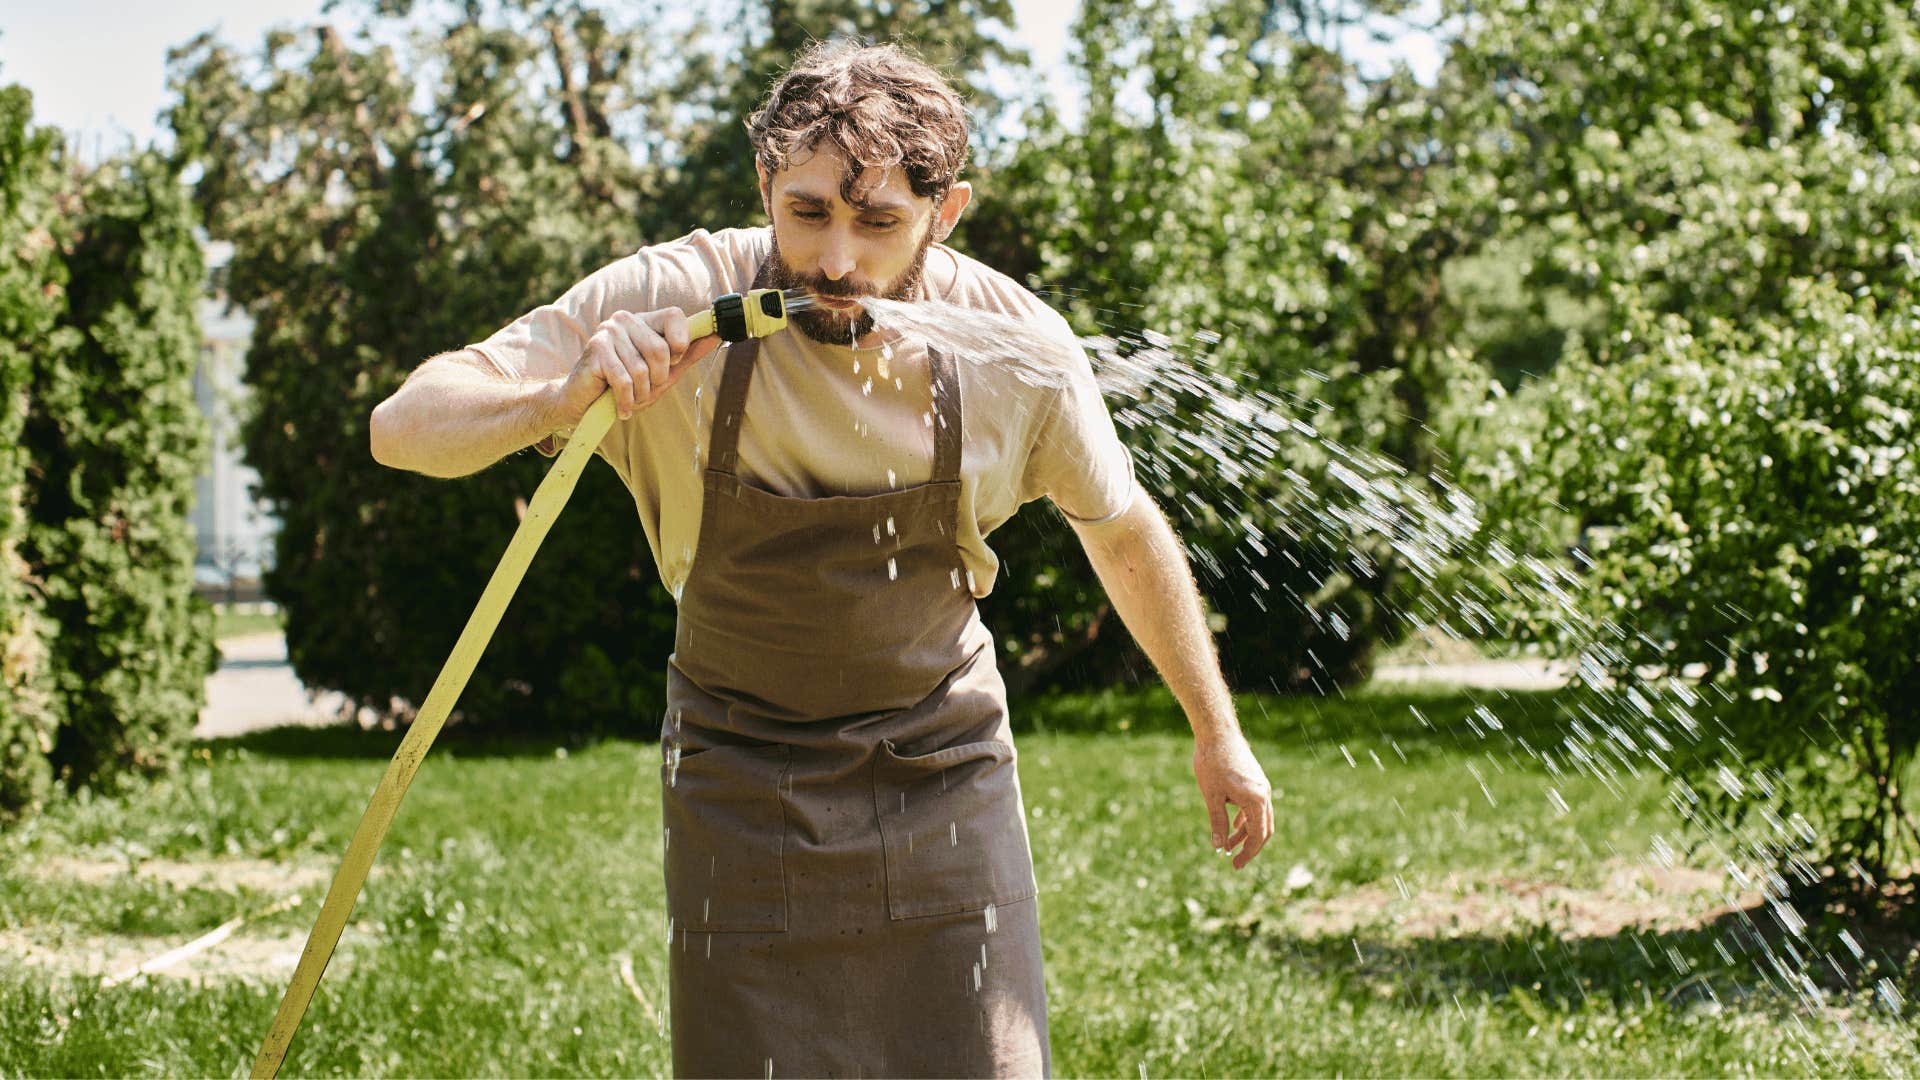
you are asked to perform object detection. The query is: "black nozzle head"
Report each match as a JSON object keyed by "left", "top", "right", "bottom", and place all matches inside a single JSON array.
[{"left": 712, "top": 292, "right": 748, "bottom": 342}]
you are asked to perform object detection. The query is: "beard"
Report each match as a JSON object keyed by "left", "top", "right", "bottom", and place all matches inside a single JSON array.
[{"left": 763, "top": 225, "right": 935, "bottom": 345}]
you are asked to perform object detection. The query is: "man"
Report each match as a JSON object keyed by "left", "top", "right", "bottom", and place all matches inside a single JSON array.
[{"left": 370, "top": 39, "right": 1273, "bottom": 1079}]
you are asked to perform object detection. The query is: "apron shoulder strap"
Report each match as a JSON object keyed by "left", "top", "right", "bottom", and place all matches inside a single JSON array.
[
  {"left": 929, "top": 348, "right": 962, "bottom": 484},
  {"left": 707, "top": 336, "right": 759, "bottom": 478},
  {"left": 708, "top": 257, "right": 780, "bottom": 478}
]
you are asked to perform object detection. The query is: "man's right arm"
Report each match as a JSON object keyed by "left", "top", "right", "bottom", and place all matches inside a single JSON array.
[
  {"left": 370, "top": 306, "right": 722, "bottom": 479},
  {"left": 369, "top": 350, "right": 562, "bottom": 479}
]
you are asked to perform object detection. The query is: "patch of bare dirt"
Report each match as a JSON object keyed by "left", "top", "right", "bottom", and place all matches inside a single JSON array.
[
  {"left": 1268, "top": 861, "right": 1764, "bottom": 941},
  {"left": 32, "top": 854, "right": 330, "bottom": 894},
  {"left": 0, "top": 923, "right": 376, "bottom": 983}
]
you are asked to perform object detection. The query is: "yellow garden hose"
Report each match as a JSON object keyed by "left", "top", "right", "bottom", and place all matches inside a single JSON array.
[{"left": 252, "top": 288, "right": 812, "bottom": 1079}]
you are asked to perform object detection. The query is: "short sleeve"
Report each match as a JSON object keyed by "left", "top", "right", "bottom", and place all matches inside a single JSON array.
[
  {"left": 468, "top": 255, "right": 645, "bottom": 460},
  {"left": 1018, "top": 342, "right": 1136, "bottom": 525}
]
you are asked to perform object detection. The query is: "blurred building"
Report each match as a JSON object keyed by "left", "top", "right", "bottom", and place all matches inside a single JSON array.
[{"left": 190, "top": 244, "right": 277, "bottom": 603}]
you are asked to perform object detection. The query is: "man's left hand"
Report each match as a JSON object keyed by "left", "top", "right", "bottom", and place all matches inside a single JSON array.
[{"left": 1193, "top": 732, "right": 1274, "bottom": 870}]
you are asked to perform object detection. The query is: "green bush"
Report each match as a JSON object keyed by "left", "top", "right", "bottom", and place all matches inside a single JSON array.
[
  {"left": 0, "top": 85, "right": 67, "bottom": 819},
  {"left": 23, "top": 151, "right": 217, "bottom": 791},
  {"left": 0, "top": 79, "right": 216, "bottom": 820},
  {"left": 166, "top": 7, "right": 1011, "bottom": 734},
  {"left": 1488, "top": 281, "right": 1920, "bottom": 879},
  {"left": 166, "top": 20, "right": 681, "bottom": 735}
]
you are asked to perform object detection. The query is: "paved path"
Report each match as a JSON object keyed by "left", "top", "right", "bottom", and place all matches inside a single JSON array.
[
  {"left": 196, "top": 633, "right": 1571, "bottom": 740},
  {"left": 1370, "top": 658, "right": 1570, "bottom": 692},
  {"left": 195, "top": 633, "right": 352, "bottom": 739}
]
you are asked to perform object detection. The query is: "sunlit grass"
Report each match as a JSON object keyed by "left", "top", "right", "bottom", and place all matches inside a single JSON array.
[{"left": 1, "top": 686, "right": 1911, "bottom": 1077}]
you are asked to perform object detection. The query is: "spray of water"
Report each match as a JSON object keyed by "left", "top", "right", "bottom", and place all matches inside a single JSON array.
[{"left": 858, "top": 294, "right": 1915, "bottom": 1072}]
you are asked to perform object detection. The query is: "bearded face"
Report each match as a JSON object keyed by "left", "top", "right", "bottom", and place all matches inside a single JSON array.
[
  {"left": 757, "top": 145, "right": 958, "bottom": 346},
  {"left": 764, "top": 222, "right": 935, "bottom": 345}
]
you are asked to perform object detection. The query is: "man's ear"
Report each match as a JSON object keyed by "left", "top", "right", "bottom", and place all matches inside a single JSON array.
[
  {"left": 756, "top": 161, "right": 773, "bottom": 220},
  {"left": 934, "top": 180, "right": 972, "bottom": 242}
]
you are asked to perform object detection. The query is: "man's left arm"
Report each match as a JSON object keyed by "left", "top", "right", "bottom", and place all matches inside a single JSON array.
[{"left": 1069, "top": 478, "right": 1276, "bottom": 870}]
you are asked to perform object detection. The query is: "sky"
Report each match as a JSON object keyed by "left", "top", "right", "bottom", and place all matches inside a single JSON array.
[
  {"left": 0, "top": 0, "right": 1438, "bottom": 156},
  {"left": 0, "top": 0, "right": 1075, "bottom": 154}
]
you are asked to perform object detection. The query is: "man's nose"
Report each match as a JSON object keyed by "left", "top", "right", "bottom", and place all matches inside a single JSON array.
[{"left": 819, "top": 230, "right": 857, "bottom": 281}]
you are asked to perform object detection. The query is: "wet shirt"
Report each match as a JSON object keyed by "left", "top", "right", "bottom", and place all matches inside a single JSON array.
[{"left": 466, "top": 226, "right": 1134, "bottom": 598}]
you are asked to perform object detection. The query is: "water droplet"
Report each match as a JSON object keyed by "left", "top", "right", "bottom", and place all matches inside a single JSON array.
[
  {"left": 885, "top": 516, "right": 896, "bottom": 537},
  {"left": 950, "top": 821, "right": 957, "bottom": 846},
  {"left": 887, "top": 557, "right": 898, "bottom": 581}
]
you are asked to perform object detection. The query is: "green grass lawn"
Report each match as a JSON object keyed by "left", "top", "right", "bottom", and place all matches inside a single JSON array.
[
  {"left": 212, "top": 604, "right": 285, "bottom": 642},
  {"left": 1, "top": 686, "right": 1912, "bottom": 1077}
]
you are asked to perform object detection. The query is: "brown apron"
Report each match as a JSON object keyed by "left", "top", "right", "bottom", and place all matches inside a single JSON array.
[{"left": 659, "top": 318, "right": 1052, "bottom": 1078}]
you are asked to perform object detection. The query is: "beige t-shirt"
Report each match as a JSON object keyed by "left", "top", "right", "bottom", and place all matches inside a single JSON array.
[{"left": 466, "top": 226, "right": 1134, "bottom": 599}]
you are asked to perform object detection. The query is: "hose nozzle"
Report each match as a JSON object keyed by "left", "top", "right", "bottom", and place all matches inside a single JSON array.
[{"left": 706, "top": 287, "right": 816, "bottom": 342}]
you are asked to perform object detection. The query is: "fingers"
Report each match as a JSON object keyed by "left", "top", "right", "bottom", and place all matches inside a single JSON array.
[
  {"left": 582, "top": 332, "right": 636, "bottom": 418},
  {"left": 643, "top": 307, "right": 692, "bottom": 358},
  {"left": 585, "top": 308, "right": 717, "bottom": 421},
  {"left": 1206, "top": 798, "right": 1231, "bottom": 853},
  {"left": 611, "top": 312, "right": 670, "bottom": 410},
  {"left": 1230, "top": 791, "right": 1275, "bottom": 871}
]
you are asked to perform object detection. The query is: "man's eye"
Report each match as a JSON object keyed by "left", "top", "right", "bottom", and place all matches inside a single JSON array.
[
  {"left": 792, "top": 209, "right": 826, "bottom": 221},
  {"left": 863, "top": 219, "right": 900, "bottom": 231}
]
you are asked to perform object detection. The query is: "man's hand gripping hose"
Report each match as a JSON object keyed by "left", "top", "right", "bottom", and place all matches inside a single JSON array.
[{"left": 250, "top": 288, "right": 814, "bottom": 1080}]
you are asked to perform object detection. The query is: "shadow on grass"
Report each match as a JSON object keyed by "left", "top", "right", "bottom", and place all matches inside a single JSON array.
[
  {"left": 219, "top": 682, "right": 1580, "bottom": 765},
  {"left": 1180, "top": 888, "right": 1918, "bottom": 1021},
  {"left": 1017, "top": 683, "right": 1574, "bottom": 758},
  {"left": 195, "top": 721, "right": 607, "bottom": 761}
]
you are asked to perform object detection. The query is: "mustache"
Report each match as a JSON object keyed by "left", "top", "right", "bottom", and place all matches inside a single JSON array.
[{"left": 793, "top": 275, "right": 875, "bottom": 300}]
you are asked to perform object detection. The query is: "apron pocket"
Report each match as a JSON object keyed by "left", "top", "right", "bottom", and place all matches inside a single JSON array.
[
  {"left": 874, "top": 738, "right": 1039, "bottom": 920},
  {"left": 662, "top": 743, "right": 790, "bottom": 933}
]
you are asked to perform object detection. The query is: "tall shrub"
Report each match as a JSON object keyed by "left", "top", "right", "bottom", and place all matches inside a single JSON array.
[
  {"left": 1483, "top": 283, "right": 1920, "bottom": 881},
  {"left": 22, "top": 151, "right": 216, "bottom": 791},
  {"left": 0, "top": 84, "right": 67, "bottom": 819},
  {"left": 167, "top": 4, "right": 1015, "bottom": 733}
]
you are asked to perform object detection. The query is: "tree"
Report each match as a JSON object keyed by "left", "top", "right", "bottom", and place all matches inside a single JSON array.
[
  {"left": 0, "top": 82, "right": 67, "bottom": 819},
  {"left": 167, "top": 1, "right": 1021, "bottom": 732},
  {"left": 962, "top": 0, "right": 1500, "bottom": 694},
  {"left": 1451, "top": 0, "right": 1920, "bottom": 882}
]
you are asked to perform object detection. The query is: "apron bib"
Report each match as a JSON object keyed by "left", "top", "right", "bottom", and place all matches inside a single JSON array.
[{"left": 660, "top": 300, "right": 1051, "bottom": 1078}]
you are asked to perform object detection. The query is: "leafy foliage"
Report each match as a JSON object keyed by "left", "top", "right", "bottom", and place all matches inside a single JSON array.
[
  {"left": 166, "top": 2, "right": 1015, "bottom": 732},
  {"left": 1491, "top": 285, "right": 1920, "bottom": 877},
  {"left": 25, "top": 152, "right": 219, "bottom": 794},
  {"left": 0, "top": 84, "right": 67, "bottom": 820},
  {"left": 0, "top": 78, "right": 217, "bottom": 817},
  {"left": 1450, "top": 0, "right": 1920, "bottom": 876},
  {"left": 966, "top": 0, "right": 1496, "bottom": 692}
]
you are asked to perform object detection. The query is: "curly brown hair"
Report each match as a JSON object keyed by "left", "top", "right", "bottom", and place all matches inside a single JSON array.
[{"left": 747, "top": 40, "right": 971, "bottom": 208}]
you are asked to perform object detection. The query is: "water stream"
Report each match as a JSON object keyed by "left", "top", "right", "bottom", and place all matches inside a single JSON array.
[{"left": 857, "top": 294, "right": 1913, "bottom": 1071}]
